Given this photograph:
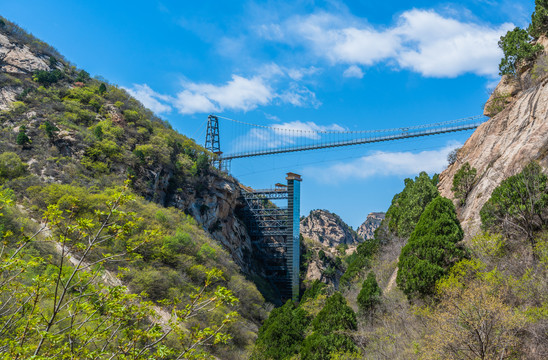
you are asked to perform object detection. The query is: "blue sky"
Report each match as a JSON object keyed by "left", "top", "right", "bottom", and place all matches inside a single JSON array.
[{"left": 0, "top": 0, "right": 535, "bottom": 227}]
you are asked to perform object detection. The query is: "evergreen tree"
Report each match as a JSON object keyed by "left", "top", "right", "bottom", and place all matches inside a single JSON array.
[
  {"left": 99, "top": 82, "right": 107, "bottom": 95},
  {"left": 300, "top": 292, "right": 357, "bottom": 360},
  {"left": 253, "top": 301, "right": 310, "bottom": 360},
  {"left": 16, "top": 125, "right": 30, "bottom": 145},
  {"left": 357, "top": 272, "right": 381, "bottom": 312},
  {"left": 397, "top": 197, "right": 466, "bottom": 299},
  {"left": 480, "top": 161, "right": 548, "bottom": 250},
  {"left": 385, "top": 172, "right": 439, "bottom": 238}
]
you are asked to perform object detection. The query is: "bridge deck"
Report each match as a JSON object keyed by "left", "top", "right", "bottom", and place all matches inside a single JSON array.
[{"left": 220, "top": 120, "right": 485, "bottom": 160}]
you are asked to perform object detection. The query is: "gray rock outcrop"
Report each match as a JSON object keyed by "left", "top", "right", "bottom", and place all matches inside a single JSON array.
[
  {"left": 300, "top": 209, "right": 361, "bottom": 247},
  {"left": 357, "top": 212, "right": 385, "bottom": 240}
]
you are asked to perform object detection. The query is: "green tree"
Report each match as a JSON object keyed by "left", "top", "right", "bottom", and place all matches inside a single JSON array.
[
  {"left": 451, "top": 162, "right": 477, "bottom": 206},
  {"left": 75, "top": 69, "right": 91, "bottom": 82},
  {"left": 253, "top": 301, "right": 310, "bottom": 360},
  {"left": 300, "top": 292, "right": 357, "bottom": 360},
  {"left": 43, "top": 120, "right": 59, "bottom": 139},
  {"left": 397, "top": 197, "right": 466, "bottom": 299},
  {"left": 99, "top": 82, "right": 107, "bottom": 95},
  {"left": 16, "top": 125, "right": 30, "bottom": 145},
  {"left": 357, "top": 272, "right": 381, "bottom": 313},
  {"left": 530, "top": 0, "right": 548, "bottom": 38},
  {"left": 498, "top": 27, "right": 543, "bottom": 76},
  {"left": 385, "top": 172, "right": 439, "bottom": 238},
  {"left": 33, "top": 69, "right": 63, "bottom": 86},
  {"left": 480, "top": 161, "right": 548, "bottom": 251},
  {"left": 0, "top": 152, "right": 26, "bottom": 181}
]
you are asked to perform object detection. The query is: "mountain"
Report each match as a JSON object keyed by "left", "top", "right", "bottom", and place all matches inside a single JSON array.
[
  {"left": 357, "top": 212, "right": 385, "bottom": 240},
  {"left": 300, "top": 209, "right": 361, "bottom": 247}
]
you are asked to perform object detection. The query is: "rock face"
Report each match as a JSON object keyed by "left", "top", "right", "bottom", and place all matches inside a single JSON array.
[
  {"left": 438, "top": 77, "right": 548, "bottom": 238},
  {"left": 169, "top": 176, "right": 253, "bottom": 272},
  {"left": 357, "top": 212, "right": 385, "bottom": 240},
  {"left": 0, "top": 33, "right": 50, "bottom": 74},
  {"left": 300, "top": 209, "right": 361, "bottom": 247}
]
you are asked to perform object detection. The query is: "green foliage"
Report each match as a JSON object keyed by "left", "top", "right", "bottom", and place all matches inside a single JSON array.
[
  {"left": 301, "top": 280, "right": 327, "bottom": 302},
  {"left": 0, "top": 152, "right": 26, "bottom": 181},
  {"left": 397, "top": 197, "right": 466, "bottom": 299},
  {"left": 312, "top": 292, "right": 357, "bottom": 334},
  {"left": 385, "top": 172, "right": 439, "bottom": 238},
  {"left": 480, "top": 161, "right": 548, "bottom": 247},
  {"left": 357, "top": 272, "right": 381, "bottom": 312},
  {"left": 530, "top": 0, "right": 548, "bottom": 38},
  {"left": 300, "top": 332, "right": 357, "bottom": 360},
  {"left": 253, "top": 301, "right": 310, "bottom": 360},
  {"left": 43, "top": 120, "right": 59, "bottom": 139},
  {"left": 99, "top": 82, "right": 107, "bottom": 95},
  {"left": 33, "top": 69, "right": 63, "bottom": 86},
  {"left": 300, "top": 293, "right": 357, "bottom": 360},
  {"left": 0, "top": 185, "right": 240, "bottom": 358},
  {"left": 16, "top": 125, "right": 30, "bottom": 145},
  {"left": 339, "top": 238, "right": 379, "bottom": 287},
  {"left": 498, "top": 27, "right": 543, "bottom": 76},
  {"left": 451, "top": 162, "right": 477, "bottom": 206},
  {"left": 75, "top": 69, "right": 91, "bottom": 82},
  {"left": 318, "top": 249, "right": 326, "bottom": 261}
]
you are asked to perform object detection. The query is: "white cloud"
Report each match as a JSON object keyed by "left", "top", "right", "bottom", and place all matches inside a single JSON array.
[
  {"left": 264, "top": 9, "right": 513, "bottom": 78},
  {"left": 304, "top": 142, "right": 461, "bottom": 183},
  {"left": 272, "top": 120, "right": 345, "bottom": 139},
  {"left": 394, "top": 10, "right": 513, "bottom": 77},
  {"left": 343, "top": 65, "right": 364, "bottom": 78},
  {"left": 176, "top": 75, "right": 273, "bottom": 114},
  {"left": 230, "top": 120, "right": 346, "bottom": 152},
  {"left": 124, "top": 84, "right": 172, "bottom": 114}
]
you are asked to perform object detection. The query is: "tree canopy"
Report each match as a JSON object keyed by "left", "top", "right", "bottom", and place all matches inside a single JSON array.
[{"left": 397, "top": 196, "right": 466, "bottom": 299}]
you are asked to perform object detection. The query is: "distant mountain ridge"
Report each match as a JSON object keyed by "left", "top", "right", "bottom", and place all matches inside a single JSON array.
[
  {"left": 357, "top": 212, "right": 385, "bottom": 239},
  {"left": 300, "top": 209, "right": 361, "bottom": 246}
]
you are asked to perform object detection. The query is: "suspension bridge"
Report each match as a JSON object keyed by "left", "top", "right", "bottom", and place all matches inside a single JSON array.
[
  {"left": 204, "top": 114, "right": 487, "bottom": 166},
  {"left": 203, "top": 114, "right": 487, "bottom": 302}
]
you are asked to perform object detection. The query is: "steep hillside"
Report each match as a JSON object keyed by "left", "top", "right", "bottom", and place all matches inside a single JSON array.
[
  {"left": 0, "top": 17, "right": 265, "bottom": 359},
  {"left": 438, "top": 70, "right": 548, "bottom": 237},
  {"left": 357, "top": 212, "right": 385, "bottom": 239}
]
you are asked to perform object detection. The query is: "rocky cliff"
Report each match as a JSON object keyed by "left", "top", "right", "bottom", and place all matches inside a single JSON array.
[
  {"left": 438, "top": 75, "right": 548, "bottom": 237},
  {"left": 357, "top": 212, "right": 385, "bottom": 240},
  {"left": 300, "top": 209, "right": 361, "bottom": 247}
]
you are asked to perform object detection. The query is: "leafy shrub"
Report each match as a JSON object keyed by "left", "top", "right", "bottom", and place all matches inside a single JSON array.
[
  {"left": 0, "top": 152, "right": 26, "bottom": 181},
  {"left": 397, "top": 197, "right": 466, "bottom": 299},
  {"left": 33, "top": 69, "right": 63, "bottom": 86},
  {"left": 480, "top": 161, "right": 548, "bottom": 249},
  {"left": 357, "top": 272, "right": 381, "bottom": 312},
  {"left": 452, "top": 162, "right": 477, "bottom": 206}
]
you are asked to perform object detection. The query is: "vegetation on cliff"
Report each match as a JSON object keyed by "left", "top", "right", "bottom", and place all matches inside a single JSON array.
[{"left": 0, "top": 16, "right": 265, "bottom": 359}]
